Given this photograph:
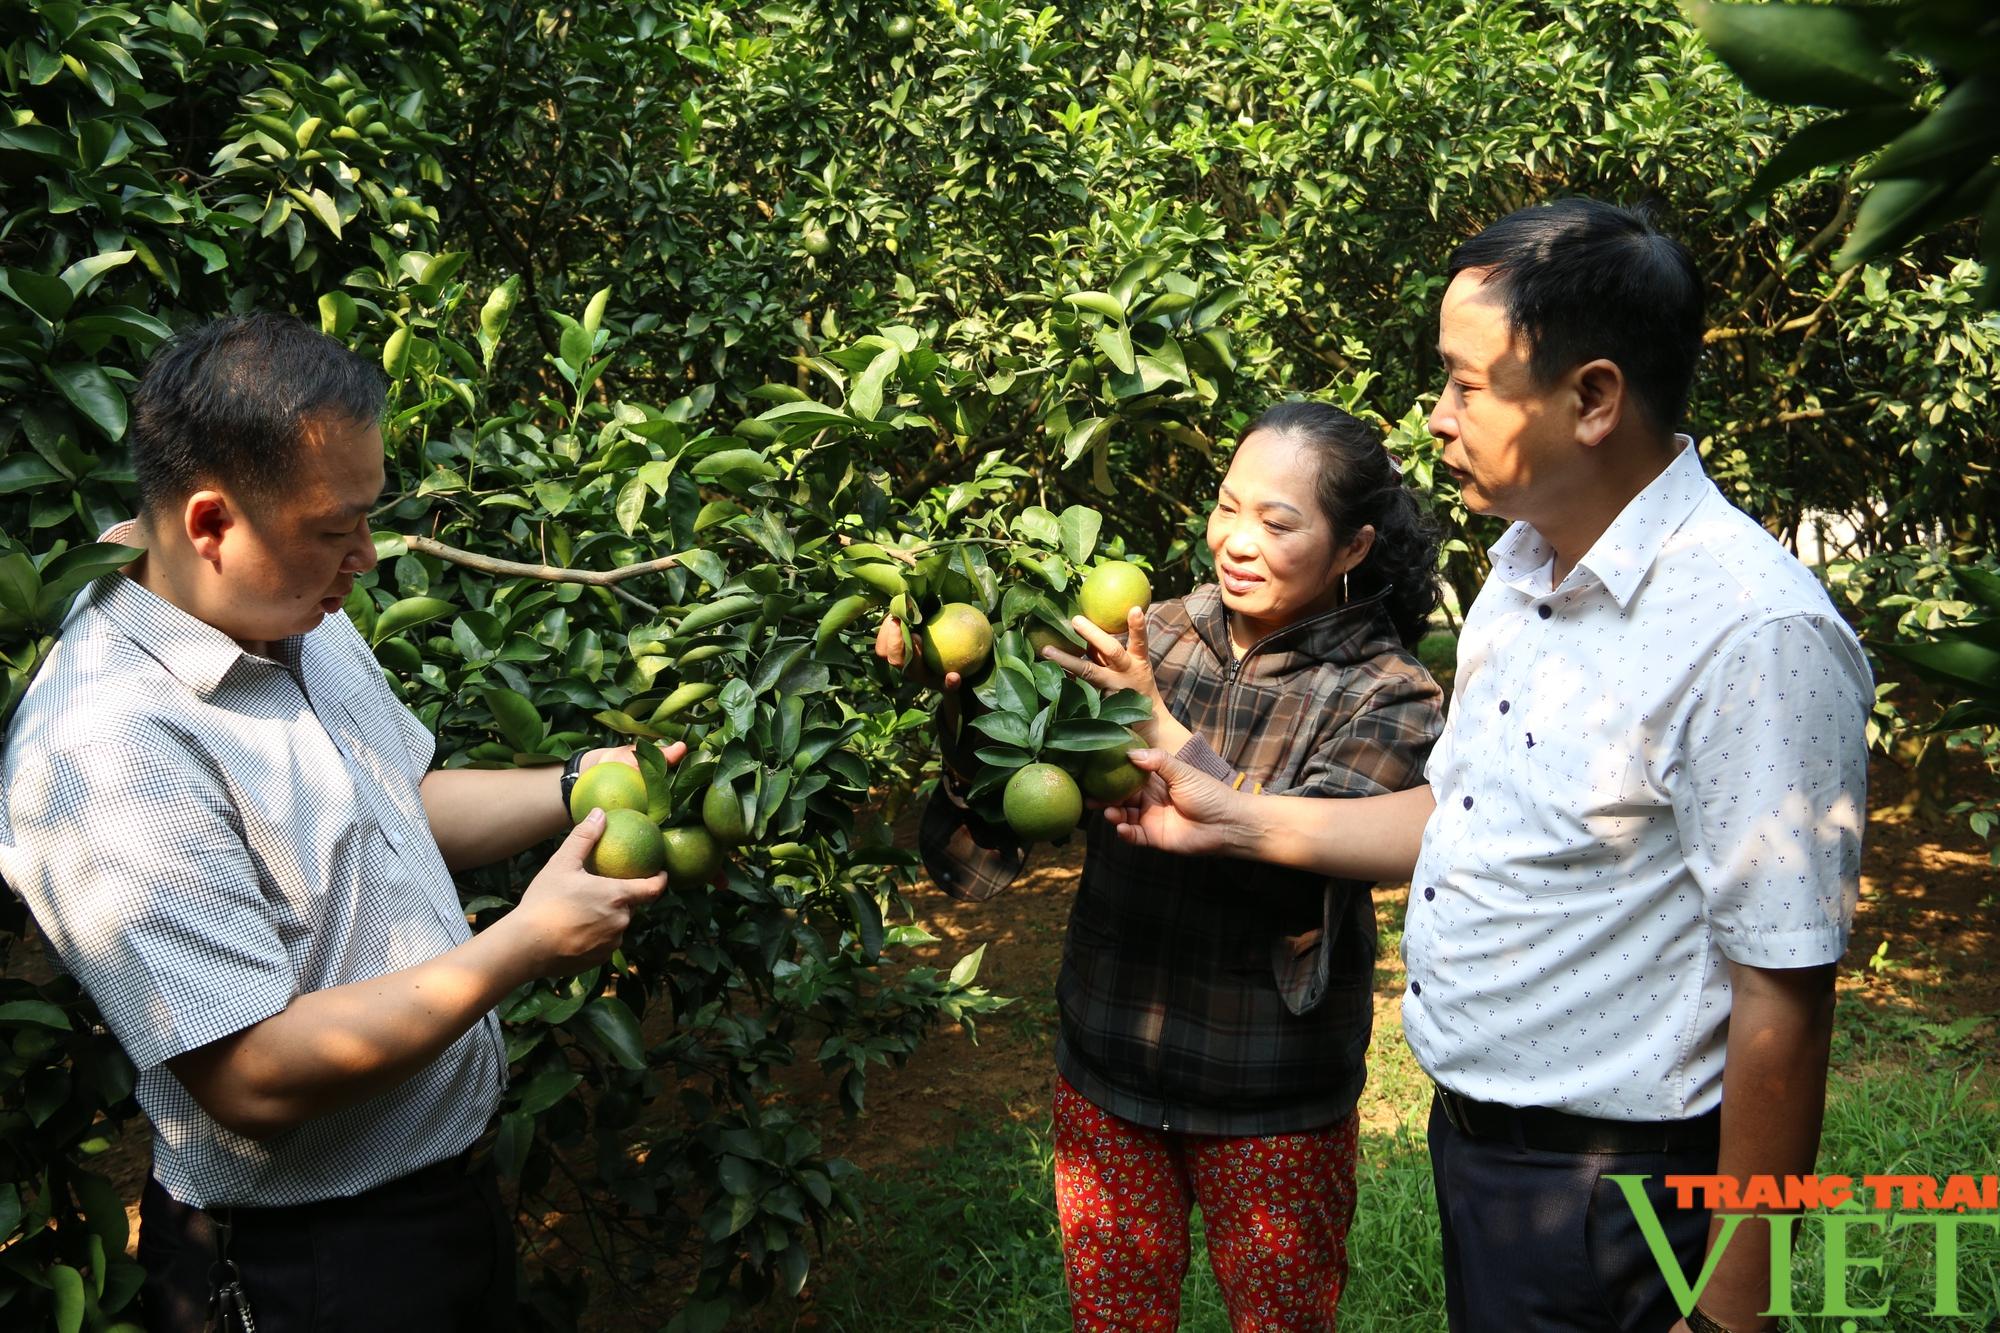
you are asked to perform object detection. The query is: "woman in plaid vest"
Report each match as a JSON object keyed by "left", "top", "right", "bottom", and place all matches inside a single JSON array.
[{"left": 896, "top": 401, "right": 1445, "bottom": 1331}]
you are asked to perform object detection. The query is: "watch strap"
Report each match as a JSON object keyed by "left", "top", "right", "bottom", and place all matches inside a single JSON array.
[{"left": 559, "top": 748, "right": 588, "bottom": 809}]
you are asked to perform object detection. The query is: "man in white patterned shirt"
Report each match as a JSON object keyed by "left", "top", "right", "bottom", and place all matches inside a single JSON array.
[
  {"left": 0, "top": 314, "right": 678, "bottom": 1331},
  {"left": 1104, "top": 201, "right": 1869, "bottom": 1333}
]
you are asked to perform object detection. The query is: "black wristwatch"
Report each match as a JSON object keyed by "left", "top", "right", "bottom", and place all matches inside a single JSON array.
[{"left": 559, "top": 748, "right": 589, "bottom": 810}]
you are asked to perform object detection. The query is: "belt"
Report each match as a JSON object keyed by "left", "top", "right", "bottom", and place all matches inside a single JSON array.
[
  {"left": 1433, "top": 1086, "right": 1721, "bottom": 1154},
  {"left": 214, "top": 1149, "right": 484, "bottom": 1223}
]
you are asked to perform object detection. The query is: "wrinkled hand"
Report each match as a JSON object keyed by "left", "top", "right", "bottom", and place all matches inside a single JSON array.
[
  {"left": 1099, "top": 749, "right": 1253, "bottom": 858},
  {"left": 1041, "top": 606, "right": 1162, "bottom": 742},
  {"left": 512, "top": 811, "right": 667, "bottom": 975},
  {"left": 873, "top": 614, "right": 960, "bottom": 690}
]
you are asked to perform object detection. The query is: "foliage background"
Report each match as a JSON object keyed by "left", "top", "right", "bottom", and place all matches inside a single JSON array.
[{"left": 1, "top": 0, "right": 1994, "bottom": 1328}]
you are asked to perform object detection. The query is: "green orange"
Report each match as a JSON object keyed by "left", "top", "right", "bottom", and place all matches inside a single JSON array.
[
  {"left": 568, "top": 761, "right": 648, "bottom": 824},
  {"left": 587, "top": 808, "right": 666, "bottom": 879},
  {"left": 1003, "top": 763, "right": 1084, "bottom": 842},
  {"left": 1078, "top": 561, "right": 1151, "bottom": 633}
]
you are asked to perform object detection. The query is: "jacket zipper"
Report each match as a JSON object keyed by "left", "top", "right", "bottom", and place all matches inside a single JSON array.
[
  {"left": 1156, "top": 591, "right": 1381, "bottom": 1135},
  {"left": 1214, "top": 600, "right": 1352, "bottom": 762}
]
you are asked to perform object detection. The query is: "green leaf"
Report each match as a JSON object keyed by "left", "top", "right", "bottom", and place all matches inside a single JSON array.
[
  {"left": 1869, "top": 636, "right": 2000, "bottom": 691},
  {"left": 479, "top": 275, "right": 521, "bottom": 367},
  {"left": 1063, "top": 290, "right": 1126, "bottom": 320},
  {"left": 969, "top": 711, "right": 1034, "bottom": 748},
  {"left": 581, "top": 997, "right": 647, "bottom": 1070},
  {"left": 0, "top": 267, "right": 74, "bottom": 322},
  {"left": 58, "top": 249, "right": 134, "bottom": 297},
  {"left": 0, "top": 1000, "right": 73, "bottom": 1029},
  {"left": 0, "top": 454, "right": 65, "bottom": 494},
  {"left": 977, "top": 664, "right": 1041, "bottom": 717},
  {"left": 1046, "top": 719, "right": 1143, "bottom": 752},
  {"left": 1059, "top": 506, "right": 1103, "bottom": 564},
  {"left": 559, "top": 318, "right": 592, "bottom": 372},
  {"left": 756, "top": 399, "right": 859, "bottom": 429},
  {"left": 483, "top": 687, "right": 545, "bottom": 752},
  {"left": 1011, "top": 506, "right": 1061, "bottom": 546},
  {"left": 73, "top": 1169, "right": 128, "bottom": 1255},
  {"left": 1955, "top": 566, "right": 2000, "bottom": 613},
  {"left": 382, "top": 325, "right": 413, "bottom": 378},
  {"left": 1746, "top": 106, "right": 1923, "bottom": 198},
  {"left": 62, "top": 305, "right": 174, "bottom": 347},
  {"left": 514, "top": 1068, "right": 581, "bottom": 1115},
  {"left": 36, "top": 542, "right": 141, "bottom": 619},
  {"left": 844, "top": 884, "right": 885, "bottom": 959},
  {"left": 615, "top": 475, "right": 650, "bottom": 535},
  {"left": 494, "top": 1111, "right": 534, "bottom": 1178},
  {"left": 593, "top": 709, "right": 668, "bottom": 739},
  {"left": 582, "top": 286, "right": 612, "bottom": 339},
  {"left": 50, "top": 1263, "right": 84, "bottom": 1333},
  {"left": 948, "top": 942, "right": 987, "bottom": 987},
  {"left": 370, "top": 596, "right": 456, "bottom": 645},
  {"left": 319, "top": 291, "right": 358, "bottom": 337},
  {"left": 847, "top": 345, "right": 900, "bottom": 421},
  {"left": 46, "top": 363, "right": 127, "bottom": 440},
  {"left": 1092, "top": 324, "right": 1137, "bottom": 374},
  {"left": 691, "top": 448, "right": 779, "bottom": 480},
  {"left": 1691, "top": 2, "right": 1908, "bottom": 109},
  {"left": 1859, "top": 79, "right": 2000, "bottom": 181},
  {"left": 1835, "top": 176, "right": 1951, "bottom": 269},
  {"left": 1062, "top": 415, "right": 1110, "bottom": 467},
  {"left": 0, "top": 554, "right": 42, "bottom": 625}
]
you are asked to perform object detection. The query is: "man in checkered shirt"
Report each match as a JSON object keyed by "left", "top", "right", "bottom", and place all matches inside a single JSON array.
[{"left": 0, "top": 314, "right": 675, "bottom": 1331}]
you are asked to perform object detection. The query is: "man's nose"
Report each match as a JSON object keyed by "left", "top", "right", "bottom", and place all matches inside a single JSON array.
[
  {"left": 1428, "top": 395, "right": 1455, "bottom": 440},
  {"left": 347, "top": 521, "right": 380, "bottom": 575}
]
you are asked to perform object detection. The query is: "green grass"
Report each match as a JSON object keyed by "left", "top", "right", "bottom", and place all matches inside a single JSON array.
[{"left": 750, "top": 1013, "right": 1998, "bottom": 1332}]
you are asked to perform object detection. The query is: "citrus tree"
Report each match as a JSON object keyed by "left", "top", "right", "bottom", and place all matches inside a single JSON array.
[{"left": 1694, "top": 0, "right": 2000, "bottom": 861}]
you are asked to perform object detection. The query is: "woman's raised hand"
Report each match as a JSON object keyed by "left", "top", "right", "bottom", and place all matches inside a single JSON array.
[{"left": 1040, "top": 606, "right": 1159, "bottom": 703}]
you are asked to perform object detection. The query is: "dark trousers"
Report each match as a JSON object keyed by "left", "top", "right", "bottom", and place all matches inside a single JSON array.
[
  {"left": 1428, "top": 1097, "right": 1716, "bottom": 1333},
  {"left": 137, "top": 1156, "right": 519, "bottom": 1333}
]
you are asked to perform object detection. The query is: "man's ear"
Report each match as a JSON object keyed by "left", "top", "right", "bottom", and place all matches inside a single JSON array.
[
  {"left": 1572, "top": 358, "right": 1625, "bottom": 448},
  {"left": 184, "top": 490, "right": 234, "bottom": 566}
]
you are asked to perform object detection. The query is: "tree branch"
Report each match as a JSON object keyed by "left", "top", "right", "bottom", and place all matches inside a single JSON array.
[{"left": 401, "top": 535, "right": 674, "bottom": 615}]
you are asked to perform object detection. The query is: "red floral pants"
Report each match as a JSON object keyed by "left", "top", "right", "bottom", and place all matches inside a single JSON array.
[{"left": 1052, "top": 1075, "right": 1359, "bottom": 1332}]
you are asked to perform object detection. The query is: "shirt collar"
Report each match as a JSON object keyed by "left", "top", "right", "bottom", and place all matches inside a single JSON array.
[
  {"left": 86, "top": 520, "right": 294, "bottom": 698},
  {"left": 1487, "top": 435, "right": 1710, "bottom": 610}
]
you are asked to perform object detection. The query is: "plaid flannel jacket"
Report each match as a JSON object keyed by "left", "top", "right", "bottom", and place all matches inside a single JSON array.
[{"left": 921, "top": 583, "right": 1442, "bottom": 1135}]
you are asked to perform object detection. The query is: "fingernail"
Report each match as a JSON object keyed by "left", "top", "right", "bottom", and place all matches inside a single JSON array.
[{"left": 586, "top": 808, "right": 604, "bottom": 825}]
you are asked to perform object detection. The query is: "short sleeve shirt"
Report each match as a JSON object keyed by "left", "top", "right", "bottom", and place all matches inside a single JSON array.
[
  {"left": 1403, "top": 440, "right": 1870, "bottom": 1120},
  {"left": 0, "top": 565, "right": 506, "bottom": 1207}
]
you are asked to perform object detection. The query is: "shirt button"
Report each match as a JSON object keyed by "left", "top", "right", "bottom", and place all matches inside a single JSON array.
[
  {"left": 1410, "top": 981, "right": 1422, "bottom": 996},
  {"left": 1498, "top": 700, "right": 1510, "bottom": 714},
  {"left": 1462, "top": 795, "right": 1473, "bottom": 810},
  {"left": 1538, "top": 604, "right": 1553, "bottom": 620},
  {"left": 1424, "top": 886, "right": 1436, "bottom": 901}
]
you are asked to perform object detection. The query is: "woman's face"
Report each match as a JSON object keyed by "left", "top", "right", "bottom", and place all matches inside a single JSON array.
[{"left": 1206, "top": 429, "right": 1373, "bottom": 630}]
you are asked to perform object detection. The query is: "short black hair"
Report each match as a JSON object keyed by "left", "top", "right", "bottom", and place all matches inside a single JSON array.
[
  {"left": 1447, "top": 198, "right": 1703, "bottom": 431},
  {"left": 128, "top": 312, "right": 385, "bottom": 513}
]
